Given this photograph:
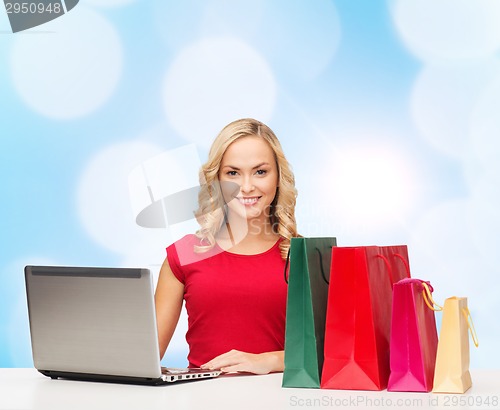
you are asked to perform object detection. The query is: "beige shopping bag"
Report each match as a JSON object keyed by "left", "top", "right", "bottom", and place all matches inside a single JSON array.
[{"left": 432, "top": 297, "right": 478, "bottom": 394}]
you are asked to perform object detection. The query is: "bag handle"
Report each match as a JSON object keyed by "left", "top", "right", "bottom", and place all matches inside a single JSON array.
[
  {"left": 315, "top": 247, "right": 330, "bottom": 285},
  {"left": 421, "top": 282, "right": 443, "bottom": 311},
  {"left": 376, "top": 252, "right": 411, "bottom": 288},
  {"left": 284, "top": 248, "right": 291, "bottom": 284},
  {"left": 462, "top": 306, "right": 479, "bottom": 348},
  {"left": 393, "top": 253, "right": 411, "bottom": 278},
  {"left": 376, "top": 254, "right": 394, "bottom": 287},
  {"left": 283, "top": 246, "right": 330, "bottom": 284}
]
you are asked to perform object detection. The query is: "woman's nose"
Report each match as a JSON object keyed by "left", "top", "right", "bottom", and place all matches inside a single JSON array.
[{"left": 240, "top": 176, "right": 255, "bottom": 193}]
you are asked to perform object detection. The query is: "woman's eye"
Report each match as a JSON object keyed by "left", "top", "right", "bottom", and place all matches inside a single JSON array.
[
  {"left": 227, "top": 170, "right": 238, "bottom": 176},
  {"left": 256, "top": 169, "right": 267, "bottom": 175}
]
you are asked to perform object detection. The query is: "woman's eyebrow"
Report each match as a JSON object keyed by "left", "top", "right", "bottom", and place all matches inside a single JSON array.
[{"left": 222, "top": 162, "right": 270, "bottom": 170}]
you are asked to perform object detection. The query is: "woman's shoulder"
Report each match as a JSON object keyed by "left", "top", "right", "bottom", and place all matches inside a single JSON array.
[
  {"left": 167, "top": 234, "right": 216, "bottom": 267},
  {"left": 167, "top": 234, "right": 203, "bottom": 257}
]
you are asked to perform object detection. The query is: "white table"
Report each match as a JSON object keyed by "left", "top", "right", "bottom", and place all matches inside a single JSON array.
[{"left": 0, "top": 369, "right": 499, "bottom": 410}]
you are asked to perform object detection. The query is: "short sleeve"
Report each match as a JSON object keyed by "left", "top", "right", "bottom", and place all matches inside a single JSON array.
[
  {"left": 166, "top": 234, "right": 204, "bottom": 284},
  {"left": 166, "top": 241, "right": 186, "bottom": 284}
]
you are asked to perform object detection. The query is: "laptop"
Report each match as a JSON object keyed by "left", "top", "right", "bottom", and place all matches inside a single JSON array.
[{"left": 24, "top": 265, "right": 221, "bottom": 385}]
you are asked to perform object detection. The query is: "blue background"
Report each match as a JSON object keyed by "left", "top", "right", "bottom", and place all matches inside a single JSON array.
[{"left": 1, "top": 0, "right": 499, "bottom": 369}]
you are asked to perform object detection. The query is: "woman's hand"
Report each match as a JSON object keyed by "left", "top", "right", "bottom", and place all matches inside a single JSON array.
[{"left": 200, "top": 350, "right": 284, "bottom": 375}]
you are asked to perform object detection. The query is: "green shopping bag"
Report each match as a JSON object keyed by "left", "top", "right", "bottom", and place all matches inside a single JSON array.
[{"left": 282, "top": 237, "right": 337, "bottom": 388}]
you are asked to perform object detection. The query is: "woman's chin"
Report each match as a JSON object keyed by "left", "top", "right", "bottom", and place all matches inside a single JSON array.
[{"left": 228, "top": 205, "right": 264, "bottom": 222}]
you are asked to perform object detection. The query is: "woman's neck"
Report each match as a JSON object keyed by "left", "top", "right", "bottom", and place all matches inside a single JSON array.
[{"left": 217, "top": 213, "right": 279, "bottom": 254}]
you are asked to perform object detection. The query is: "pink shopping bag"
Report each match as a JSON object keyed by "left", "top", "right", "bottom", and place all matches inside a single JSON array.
[{"left": 388, "top": 279, "right": 438, "bottom": 392}]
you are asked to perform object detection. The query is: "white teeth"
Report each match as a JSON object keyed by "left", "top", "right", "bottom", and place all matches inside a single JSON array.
[{"left": 238, "top": 197, "right": 258, "bottom": 205}]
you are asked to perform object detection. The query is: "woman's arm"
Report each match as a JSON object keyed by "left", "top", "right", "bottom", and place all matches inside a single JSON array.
[
  {"left": 154, "top": 257, "right": 185, "bottom": 359},
  {"left": 200, "top": 350, "right": 284, "bottom": 375}
]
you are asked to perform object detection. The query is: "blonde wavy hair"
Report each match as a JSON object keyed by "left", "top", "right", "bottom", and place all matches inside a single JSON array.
[{"left": 194, "top": 118, "right": 298, "bottom": 259}]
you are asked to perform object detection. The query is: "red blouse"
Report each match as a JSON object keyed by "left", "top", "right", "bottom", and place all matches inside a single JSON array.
[{"left": 166, "top": 234, "right": 287, "bottom": 368}]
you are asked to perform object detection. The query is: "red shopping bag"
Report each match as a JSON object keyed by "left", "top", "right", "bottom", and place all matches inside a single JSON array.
[
  {"left": 387, "top": 279, "right": 439, "bottom": 392},
  {"left": 320, "top": 246, "right": 411, "bottom": 390}
]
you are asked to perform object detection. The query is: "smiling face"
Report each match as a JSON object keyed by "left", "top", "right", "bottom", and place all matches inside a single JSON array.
[{"left": 219, "top": 135, "right": 279, "bottom": 226}]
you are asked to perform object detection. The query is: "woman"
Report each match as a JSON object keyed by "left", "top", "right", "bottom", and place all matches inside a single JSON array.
[{"left": 155, "top": 118, "right": 298, "bottom": 375}]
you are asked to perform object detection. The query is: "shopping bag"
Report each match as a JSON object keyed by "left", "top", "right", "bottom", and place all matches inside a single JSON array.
[
  {"left": 433, "top": 297, "right": 479, "bottom": 394},
  {"left": 387, "top": 279, "right": 439, "bottom": 392},
  {"left": 321, "top": 245, "right": 411, "bottom": 390},
  {"left": 282, "top": 237, "right": 337, "bottom": 388}
]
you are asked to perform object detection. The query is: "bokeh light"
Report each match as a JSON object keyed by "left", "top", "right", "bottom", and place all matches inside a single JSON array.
[
  {"left": 392, "top": 0, "right": 500, "bottom": 61},
  {"left": 77, "top": 141, "right": 167, "bottom": 255},
  {"left": 9, "top": 6, "right": 122, "bottom": 119},
  {"left": 163, "top": 37, "right": 276, "bottom": 149}
]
